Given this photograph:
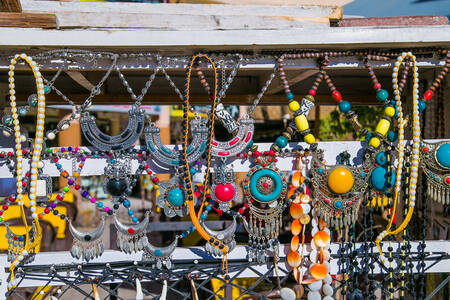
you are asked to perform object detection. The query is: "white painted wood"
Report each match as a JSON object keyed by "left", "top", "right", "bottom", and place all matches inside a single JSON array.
[
  {"left": 1, "top": 240, "right": 448, "bottom": 287},
  {"left": 0, "top": 140, "right": 448, "bottom": 178},
  {"left": 0, "top": 26, "right": 448, "bottom": 48}
]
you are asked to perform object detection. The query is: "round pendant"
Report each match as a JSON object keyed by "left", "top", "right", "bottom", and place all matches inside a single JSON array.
[
  {"left": 168, "top": 188, "right": 185, "bottom": 207},
  {"left": 327, "top": 167, "right": 354, "bottom": 194},
  {"left": 245, "top": 167, "right": 287, "bottom": 203},
  {"left": 371, "top": 166, "right": 395, "bottom": 191},
  {"left": 436, "top": 143, "right": 450, "bottom": 168}
]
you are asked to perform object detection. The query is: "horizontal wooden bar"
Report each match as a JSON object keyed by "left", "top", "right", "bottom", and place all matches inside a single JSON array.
[
  {"left": 340, "top": 15, "right": 449, "bottom": 27},
  {"left": 0, "top": 0, "right": 21, "bottom": 13},
  {"left": 0, "top": 12, "right": 56, "bottom": 28}
]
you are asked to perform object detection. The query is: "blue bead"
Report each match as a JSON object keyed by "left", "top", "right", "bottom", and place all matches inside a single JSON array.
[
  {"left": 376, "top": 89, "right": 389, "bottom": 102},
  {"left": 387, "top": 131, "right": 398, "bottom": 142},
  {"left": 359, "top": 172, "right": 365, "bottom": 178},
  {"left": 200, "top": 214, "right": 207, "bottom": 220},
  {"left": 111, "top": 159, "right": 115, "bottom": 163},
  {"left": 286, "top": 93, "right": 294, "bottom": 100},
  {"left": 123, "top": 200, "right": 130, "bottom": 208},
  {"left": 376, "top": 152, "right": 387, "bottom": 166},
  {"left": 68, "top": 147, "right": 73, "bottom": 151},
  {"left": 132, "top": 216, "right": 139, "bottom": 223},
  {"left": 181, "top": 232, "right": 187, "bottom": 238},
  {"left": 436, "top": 143, "right": 450, "bottom": 168},
  {"left": 365, "top": 132, "right": 373, "bottom": 142},
  {"left": 418, "top": 100, "right": 426, "bottom": 112},
  {"left": 190, "top": 167, "right": 196, "bottom": 175},
  {"left": 205, "top": 205, "right": 211, "bottom": 211},
  {"left": 56, "top": 163, "right": 62, "bottom": 169},
  {"left": 318, "top": 168, "right": 324, "bottom": 174},
  {"left": 128, "top": 209, "right": 134, "bottom": 216},
  {"left": 334, "top": 201, "right": 342, "bottom": 208},
  {"left": 371, "top": 166, "right": 396, "bottom": 191},
  {"left": 44, "top": 85, "right": 51, "bottom": 93},
  {"left": 168, "top": 188, "right": 185, "bottom": 207},
  {"left": 190, "top": 226, "right": 196, "bottom": 232},
  {"left": 275, "top": 136, "right": 288, "bottom": 149},
  {"left": 246, "top": 139, "right": 254, "bottom": 149},
  {"left": 18, "top": 236, "right": 24, "bottom": 241},
  {"left": 338, "top": 101, "right": 351, "bottom": 113},
  {"left": 97, "top": 202, "right": 104, "bottom": 208},
  {"left": 154, "top": 249, "right": 163, "bottom": 257}
]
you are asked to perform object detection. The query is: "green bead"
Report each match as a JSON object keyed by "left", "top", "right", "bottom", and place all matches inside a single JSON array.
[
  {"left": 376, "top": 89, "right": 389, "bottom": 102},
  {"left": 275, "top": 136, "right": 288, "bottom": 148},
  {"left": 63, "top": 187, "right": 69, "bottom": 192},
  {"left": 46, "top": 148, "right": 52, "bottom": 153},
  {"left": 0, "top": 217, "right": 3, "bottom": 222},
  {"left": 44, "top": 85, "right": 51, "bottom": 94}
]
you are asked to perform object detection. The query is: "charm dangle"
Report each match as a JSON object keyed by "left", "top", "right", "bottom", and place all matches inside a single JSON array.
[
  {"left": 68, "top": 217, "right": 105, "bottom": 262},
  {"left": 145, "top": 117, "right": 209, "bottom": 167},
  {"left": 421, "top": 141, "right": 450, "bottom": 204},
  {"left": 81, "top": 105, "right": 145, "bottom": 151},
  {"left": 102, "top": 158, "right": 132, "bottom": 203},
  {"left": 156, "top": 175, "right": 193, "bottom": 218},
  {"left": 242, "top": 157, "right": 288, "bottom": 263},
  {"left": 114, "top": 211, "right": 150, "bottom": 253},
  {"left": 201, "top": 216, "right": 237, "bottom": 256},
  {"left": 210, "top": 160, "right": 240, "bottom": 213},
  {"left": 6, "top": 222, "right": 37, "bottom": 263},
  {"left": 142, "top": 236, "right": 178, "bottom": 269}
]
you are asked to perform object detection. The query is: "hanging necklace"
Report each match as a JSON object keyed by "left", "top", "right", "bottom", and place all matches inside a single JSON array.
[{"left": 6, "top": 53, "right": 46, "bottom": 288}]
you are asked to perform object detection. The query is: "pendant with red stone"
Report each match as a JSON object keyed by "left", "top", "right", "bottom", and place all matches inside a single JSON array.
[{"left": 210, "top": 164, "right": 240, "bottom": 212}]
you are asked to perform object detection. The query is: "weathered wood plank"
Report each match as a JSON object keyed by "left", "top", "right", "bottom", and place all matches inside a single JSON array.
[
  {"left": 0, "top": 0, "right": 21, "bottom": 12},
  {"left": 0, "top": 12, "right": 56, "bottom": 28},
  {"left": 11, "top": 93, "right": 381, "bottom": 105},
  {"left": 340, "top": 15, "right": 449, "bottom": 27}
]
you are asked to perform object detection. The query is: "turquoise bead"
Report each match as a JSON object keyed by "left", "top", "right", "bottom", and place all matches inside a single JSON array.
[
  {"left": 436, "top": 143, "right": 450, "bottom": 168},
  {"left": 154, "top": 249, "right": 162, "bottom": 257},
  {"left": 132, "top": 216, "right": 139, "bottom": 223},
  {"left": 275, "top": 136, "right": 288, "bottom": 148},
  {"left": 365, "top": 132, "right": 373, "bottom": 142},
  {"left": 418, "top": 100, "right": 426, "bottom": 112},
  {"left": 359, "top": 172, "right": 365, "bottom": 178},
  {"left": 376, "top": 89, "right": 389, "bottom": 102},
  {"left": 387, "top": 131, "right": 398, "bottom": 142},
  {"left": 44, "top": 85, "right": 51, "bottom": 94},
  {"left": 371, "top": 166, "right": 395, "bottom": 191},
  {"left": 286, "top": 92, "right": 294, "bottom": 100},
  {"left": 168, "top": 188, "right": 185, "bottom": 207},
  {"left": 376, "top": 152, "right": 387, "bottom": 166},
  {"left": 190, "top": 167, "right": 197, "bottom": 175},
  {"left": 338, "top": 101, "right": 351, "bottom": 113},
  {"left": 318, "top": 168, "right": 324, "bottom": 174},
  {"left": 249, "top": 169, "right": 282, "bottom": 203},
  {"left": 334, "top": 201, "right": 342, "bottom": 208},
  {"left": 246, "top": 139, "right": 254, "bottom": 149},
  {"left": 97, "top": 202, "right": 104, "bottom": 208}
]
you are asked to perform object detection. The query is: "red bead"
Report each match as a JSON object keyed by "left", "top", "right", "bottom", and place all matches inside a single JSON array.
[
  {"left": 0, "top": 211, "right": 3, "bottom": 216},
  {"left": 214, "top": 208, "right": 223, "bottom": 216},
  {"left": 8, "top": 196, "right": 14, "bottom": 202},
  {"left": 75, "top": 184, "right": 81, "bottom": 190},
  {"left": 253, "top": 151, "right": 260, "bottom": 157},
  {"left": 332, "top": 91, "right": 342, "bottom": 102},
  {"left": 269, "top": 150, "right": 275, "bottom": 156},
  {"left": 424, "top": 90, "right": 433, "bottom": 101},
  {"left": 13, "top": 236, "right": 18, "bottom": 240},
  {"left": 147, "top": 170, "right": 152, "bottom": 175},
  {"left": 22, "top": 149, "right": 27, "bottom": 154},
  {"left": 38, "top": 214, "right": 43, "bottom": 219},
  {"left": 7, "top": 152, "right": 12, "bottom": 156},
  {"left": 446, "top": 177, "right": 450, "bottom": 184},
  {"left": 423, "top": 147, "right": 429, "bottom": 153},
  {"left": 268, "top": 158, "right": 272, "bottom": 162},
  {"left": 243, "top": 153, "right": 248, "bottom": 158},
  {"left": 274, "top": 158, "right": 278, "bottom": 162},
  {"left": 374, "top": 83, "right": 381, "bottom": 90},
  {"left": 263, "top": 163, "right": 267, "bottom": 167},
  {"left": 56, "top": 194, "right": 63, "bottom": 201},
  {"left": 152, "top": 177, "right": 159, "bottom": 184},
  {"left": 238, "top": 208, "right": 244, "bottom": 214},
  {"left": 244, "top": 203, "right": 249, "bottom": 209},
  {"left": 4, "top": 205, "right": 9, "bottom": 210},
  {"left": 256, "top": 158, "right": 261, "bottom": 163},
  {"left": 44, "top": 208, "right": 50, "bottom": 214},
  {"left": 54, "top": 158, "right": 59, "bottom": 163},
  {"left": 194, "top": 192, "right": 201, "bottom": 198},
  {"left": 309, "top": 89, "right": 316, "bottom": 96},
  {"left": 214, "top": 183, "right": 236, "bottom": 202},
  {"left": 237, "top": 154, "right": 240, "bottom": 157},
  {"left": 25, "top": 172, "right": 30, "bottom": 177},
  {"left": 128, "top": 228, "right": 135, "bottom": 234},
  {"left": 145, "top": 164, "right": 149, "bottom": 169},
  {"left": 22, "top": 182, "right": 26, "bottom": 187}
]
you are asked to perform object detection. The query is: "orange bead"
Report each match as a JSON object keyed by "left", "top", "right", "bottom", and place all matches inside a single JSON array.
[
  {"left": 291, "top": 219, "right": 302, "bottom": 236},
  {"left": 287, "top": 187, "right": 297, "bottom": 200},
  {"left": 291, "top": 235, "right": 300, "bottom": 252},
  {"left": 290, "top": 203, "right": 303, "bottom": 219},
  {"left": 292, "top": 171, "right": 304, "bottom": 187},
  {"left": 287, "top": 251, "right": 301, "bottom": 268},
  {"left": 314, "top": 230, "right": 330, "bottom": 248},
  {"left": 293, "top": 266, "right": 301, "bottom": 283},
  {"left": 310, "top": 263, "right": 328, "bottom": 280}
]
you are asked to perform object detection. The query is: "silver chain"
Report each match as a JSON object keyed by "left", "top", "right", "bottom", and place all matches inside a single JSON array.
[{"left": 248, "top": 68, "right": 276, "bottom": 116}]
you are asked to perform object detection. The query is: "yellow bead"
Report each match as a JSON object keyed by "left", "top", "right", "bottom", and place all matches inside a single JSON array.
[
  {"left": 384, "top": 106, "right": 395, "bottom": 117},
  {"left": 295, "top": 114, "right": 309, "bottom": 132},
  {"left": 369, "top": 137, "right": 381, "bottom": 148},
  {"left": 304, "top": 133, "right": 315, "bottom": 144},
  {"left": 288, "top": 101, "right": 300, "bottom": 112},
  {"left": 327, "top": 167, "right": 354, "bottom": 194},
  {"left": 375, "top": 118, "right": 391, "bottom": 136}
]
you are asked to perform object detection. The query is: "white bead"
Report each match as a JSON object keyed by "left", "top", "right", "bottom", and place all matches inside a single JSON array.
[
  {"left": 307, "top": 291, "right": 321, "bottom": 300},
  {"left": 308, "top": 280, "right": 322, "bottom": 292},
  {"left": 29, "top": 201, "right": 35, "bottom": 206},
  {"left": 411, "top": 202, "right": 415, "bottom": 207},
  {"left": 323, "top": 284, "right": 333, "bottom": 296},
  {"left": 280, "top": 288, "right": 296, "bottom": 300},
  {"left": 323, "top": 297, "right": 334, "bottom": 300},
  {"left": 22, "top": 250, "right": 28, "bottom": 256},
  {"left": 20, "top": 135, "right": 26, "bottom": 142},
  {"left": 30, "top": 207, "right": 36, "bottom": 212},
  {"left": 301, "top": 203, "right": 311, "bottom": 214},
  {"left": 47, "top": 132, "right": 56, "bottom": 140},
  {"left": 13, "top": 261, "right": 19, "bottom": 267},
  {"left": 32, "top": 213, "right": 37, "bottom": 219},
  {"left": 17, "top": 255, "right": 23, "bottom": 261},
  {"left": 323, "top": 273, "right": 332, "bottom": 284},
  {"left": 38, "top": 161, "right": 44, "bottom": 168},
  {"left": 31, "top": 175, "right": 37, "bottom": 180}
]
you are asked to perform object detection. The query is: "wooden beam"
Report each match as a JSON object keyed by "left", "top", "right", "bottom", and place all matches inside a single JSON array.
[
  {"left": 65, "top": 71, "right": 96, "bottom": 92},
  {"left": 266, "top": 69, "right": 318, "bottom": 95},
  {"left": 12, "top": 93, "right": 380, "bottom": 106},
  {"left": 0, "top": 0, "right": 21, "bottom": 12},
  {"left": 0, "top": 12, "right": 56, "bottom": 28}
]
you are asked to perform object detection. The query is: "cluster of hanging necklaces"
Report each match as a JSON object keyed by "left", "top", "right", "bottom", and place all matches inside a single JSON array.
[{"left": 0, "top": 48, "right": 449, "bottom": 299}]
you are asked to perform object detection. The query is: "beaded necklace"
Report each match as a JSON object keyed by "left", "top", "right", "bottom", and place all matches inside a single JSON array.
[{"left": 7, "top": 53, "right": 46, "bottom": 288}]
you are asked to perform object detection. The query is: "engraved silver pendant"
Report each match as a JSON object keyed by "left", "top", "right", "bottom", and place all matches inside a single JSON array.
[
  {"left": 210, "top": 162, "right": 240, "bottom": 213},
  {"left": 68, "top": 217, "right": 105, "bottom": 262},
  {"left": 6, "top": 222, "right": 37, "bottom": 263},
  {"left": 142, "top": 235, "right": 178, "bottom": 269},
  {"left": 114, "top": 211, "right": 150, "bottom": 254},
  {"left": 211, "top": 115, "right": 254, "bottom": 158},
  {"left": 421, "top": 141, "right": 450, "bottom": 204},
  {"left": 156, "top": 176, "right": 193, "bottom": 218},
  {"left": 102, "top": 159, "right": 132, "bottom": 203},
  {"left": 201, "top": 216, "right": 237, "bottom": 256},
  {"left": 80, "top": 105, "right": 145, "bottom": 151}
]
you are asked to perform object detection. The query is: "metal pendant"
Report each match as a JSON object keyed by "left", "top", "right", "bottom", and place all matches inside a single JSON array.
[
  {"left": 310, "top": 148, "right": 373, "bottom": 226},
  {"left": 68, "top": 217, "right": 105, "bottom": 262},
  {"left": 211, "top": 115, "right": 254, "bottom": 158},
  {"left": 242, "top": 158, "right": 287, "bottom": 262},
  {"left": 210, "top": 162, "right": 240, "bottom": 212},
  {"left": 201, "top": 216, "right": 237, "bottom": 256},
  {"left": 215, "top": 103, "right": 238, "bottom": 133},
  {"left": 142, "top": 235, "right": 178, "bottom": 269},
  {"left": 421, "top": 141, "right": 450, "bottom": 204},
  {"left": 81, "top": 105, "right": 145, "bottom": 151},
  {"left": 156, "top": 176, "right": 194, "bottom": 218},
  {"left": 102, "top": 159, "right": 132, "bottom": 203},
  {"left": 6, "top": 222, "right": 37, "bottom": 263},
  {"left": 145, "top": 117, "right": 209, "bottom": 167},
  {"left": 114, "top": 211, "right": 150, "bottom": 254}
]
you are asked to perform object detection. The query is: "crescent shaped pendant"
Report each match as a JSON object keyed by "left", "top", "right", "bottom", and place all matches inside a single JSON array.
[
  {"left": 142, "top": 236, "right": 178, "bottom": 258},
  {"left": 200, "top": 217, "right": 237, "bottom": 255},
  {"left": 211, "top": 116, "right": 254, "bottom": 158},
  {"left": 114, "top": 211, "right": 150, "bottom": 236},
  {"left": 81, "top": 106, "right": 145, "bottom": 151},
  {"left": 69, "top": 217, "right": 105, "bottom": 243},
  {"left": 145, "top": 118, "right": 209, "bottom": 167}
]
